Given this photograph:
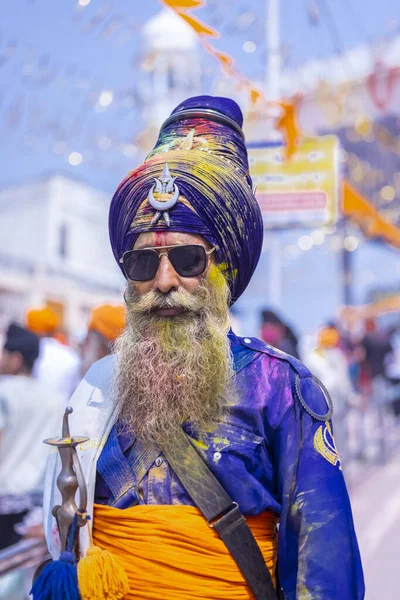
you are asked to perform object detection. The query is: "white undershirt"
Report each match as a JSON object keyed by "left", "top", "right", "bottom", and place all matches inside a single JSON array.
[
  {"left": 33, "top": 337, "right": 80, "bottom": 402},
  {"left": 0, "top": 375, "right": 64, "bottom": 500}
]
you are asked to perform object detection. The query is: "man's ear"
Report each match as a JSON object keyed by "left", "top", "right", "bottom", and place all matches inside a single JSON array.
[{"left": 9, "top": 351, "right": 24, "bottom": 374}]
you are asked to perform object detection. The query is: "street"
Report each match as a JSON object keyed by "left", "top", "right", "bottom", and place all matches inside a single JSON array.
[{"left": 349, "top": 451, "right": 400, "bottom": 600}]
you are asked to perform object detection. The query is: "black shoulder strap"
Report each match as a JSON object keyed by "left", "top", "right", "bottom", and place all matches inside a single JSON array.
[{"left": 160, "top": 427, "right": 278, "bottom": 600}]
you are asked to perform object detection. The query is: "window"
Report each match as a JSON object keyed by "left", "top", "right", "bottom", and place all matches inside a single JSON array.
[{"left": 58, "top": 222, "right": 68, "bottom": 260}]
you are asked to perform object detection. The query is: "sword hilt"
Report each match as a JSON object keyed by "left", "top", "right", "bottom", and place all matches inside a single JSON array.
[{"left": 43, "top": 406, "right": 89, "bottom": 552}]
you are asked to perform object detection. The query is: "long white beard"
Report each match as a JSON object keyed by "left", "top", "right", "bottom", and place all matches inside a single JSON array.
[{"left": 112, "top": 270, "right": 234, "bottom": 444}]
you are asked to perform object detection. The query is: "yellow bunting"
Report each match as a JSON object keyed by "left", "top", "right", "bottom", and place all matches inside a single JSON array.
[
  {"left": 276, "top": 100, "right": 301, "bottom": 160},
  {"left": 250, "top": 88, "right": 262, "bottom": 105},
  {"left": 178, "top": 12, "right": 219, "bottom": 37},
  {"left": 213, "top": 50, "right": 234, "bottom": 73},
  {"left": 158, "top": 0, "right": 266, "bottom": 112},
  {"left": 343, "top": 180, "right": 400, "bottom": 249},
  {"left": 161, "top": 0, "right": 203, "bottom": 9}
]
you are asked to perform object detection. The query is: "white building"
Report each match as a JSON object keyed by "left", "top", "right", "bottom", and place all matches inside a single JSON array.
[
  {"left": 0, "top": 172, "right": 123, "bottom": 338},
  {"left": 139, "top": 8, "right": 202, "bottom": 129}
]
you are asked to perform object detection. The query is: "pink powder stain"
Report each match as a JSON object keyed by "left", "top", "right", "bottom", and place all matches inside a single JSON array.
[{"left": 154, "top": 232, "right": 164, "bottom": 247}]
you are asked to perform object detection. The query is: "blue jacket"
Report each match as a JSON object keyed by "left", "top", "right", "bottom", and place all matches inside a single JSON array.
[{"left": 95, "top": 331, "right": 365, "bottom": 599}]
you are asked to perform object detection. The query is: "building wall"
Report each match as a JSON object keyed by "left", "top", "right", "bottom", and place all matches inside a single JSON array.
[
  {"left": 0, "top": 180, "right": 49, "bottom": 266},
  {"left": 46, "top": 175, "right": 119, "bottom": 286},
  {"left": 0, "top": 174, "right": 124, "bottom": 337}
]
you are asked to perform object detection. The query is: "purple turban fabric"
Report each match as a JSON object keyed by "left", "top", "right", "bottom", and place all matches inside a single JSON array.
[{"left": 109, "top": 95, "right": 263, "bottom": 303}]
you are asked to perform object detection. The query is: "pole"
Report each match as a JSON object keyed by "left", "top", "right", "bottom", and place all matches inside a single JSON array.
[
  {"left": 341, "top": 220, "right": 353, "bottom": 305},
  {"left": 266, "top": 0, "right": 282, "bottom": 308},
  {"left": 267, "top": 0, "right": 280, "bottom": 101}
]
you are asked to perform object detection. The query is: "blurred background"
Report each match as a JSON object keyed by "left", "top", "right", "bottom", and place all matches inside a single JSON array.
[{"left": 1, "top": 0, "right": 400, "bottom": 598}]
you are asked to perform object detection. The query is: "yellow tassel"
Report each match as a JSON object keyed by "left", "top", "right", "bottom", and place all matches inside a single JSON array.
[
  {"left": 77, "top": 515, "right": 129, "bottom": 600},
  {"left": 78, "top": 545, "right": 129, "bottom": 600}
]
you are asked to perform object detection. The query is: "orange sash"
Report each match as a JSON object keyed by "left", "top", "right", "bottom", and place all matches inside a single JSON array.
[{"left": 93, "top": 503, "right": 278, "bottom": 599}]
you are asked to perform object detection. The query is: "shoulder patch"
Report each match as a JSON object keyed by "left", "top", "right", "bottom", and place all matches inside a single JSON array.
[{"left": 294, "top": 375, "right": 333, "bottom": 422}]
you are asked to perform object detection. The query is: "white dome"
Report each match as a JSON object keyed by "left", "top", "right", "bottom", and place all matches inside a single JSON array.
[{"left": 142, "top": 8, "right": 198, "bottom": 51}]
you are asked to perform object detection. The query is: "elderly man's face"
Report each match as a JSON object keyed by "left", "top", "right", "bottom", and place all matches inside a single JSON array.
[
  {"left": 114, "top": 230, "right": 234, "bottom": 443},
  {"left": 132, "top": 231, "right": 215, "bottom": 313}
]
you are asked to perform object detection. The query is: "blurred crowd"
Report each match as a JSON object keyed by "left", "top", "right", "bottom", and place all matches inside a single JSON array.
[
  {"left": 1, "top": 301, "right": 400, "bottom": 597},
  {"left": 259, "top": 308, "right": 400, "bottom": 468},
  {"left": 0, "top": 303, "right": 125, "bottom": 599}
]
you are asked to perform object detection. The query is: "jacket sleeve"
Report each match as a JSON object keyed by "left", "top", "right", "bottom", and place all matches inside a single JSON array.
[{"left": 274, "top": 371, "right": 365, "bottom": 600}]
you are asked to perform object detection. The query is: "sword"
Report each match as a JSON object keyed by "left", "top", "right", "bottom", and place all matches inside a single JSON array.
[{"left": 43, "top": 406, "right": 89, "bottom": 553}]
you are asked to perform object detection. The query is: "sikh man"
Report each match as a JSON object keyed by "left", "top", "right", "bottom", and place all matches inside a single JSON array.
[{"left": 42, "top": 96, "right": 364, "bottom": 600}]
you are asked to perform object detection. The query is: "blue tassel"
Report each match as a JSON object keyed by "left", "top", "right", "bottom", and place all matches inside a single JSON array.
[
  {"left": 30, "top": 551, "right": 81, "bottom": 600},
  {"left": 31, "top": 514, "right": 81, "bottom": 600}
]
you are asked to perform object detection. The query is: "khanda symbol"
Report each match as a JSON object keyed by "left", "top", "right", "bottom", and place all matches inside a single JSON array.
[{"left": 148, "top": 163, "right": 179, "bottom": 227}]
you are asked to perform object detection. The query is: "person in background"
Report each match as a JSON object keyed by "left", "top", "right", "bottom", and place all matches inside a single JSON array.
[
  {"left": 0, "top": 324, "right": 64, "bottom": 551},
  {"left": 80, "top": 304, "right": 125, "bottom": 376},
  {"left": 358, "top": 317, "right": 394, "bottom": 460},
  {"left": 359, "top": 317, "right": 393, "bottom": 390},
  {"left": 260, "top": 309, "right": 299, "bottom": 358},
  {"left": 25, "top": 305, "right": 80, "bottom": 402},
  {"left": 303, "top": 324, "right": 358, "bottom": 461}
]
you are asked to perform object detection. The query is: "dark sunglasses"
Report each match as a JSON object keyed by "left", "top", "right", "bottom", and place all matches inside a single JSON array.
[{"left": 120, "top": 244, "right": 216, "bottom": 282}]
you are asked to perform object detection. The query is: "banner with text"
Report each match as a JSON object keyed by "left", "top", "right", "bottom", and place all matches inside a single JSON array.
[{"left": 249, "top": 136, "right": 340, "bottom": 228}]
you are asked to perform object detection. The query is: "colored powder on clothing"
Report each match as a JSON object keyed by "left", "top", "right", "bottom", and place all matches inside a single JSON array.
[{"left": 109, "top": 96, "right": 263, "bottom": 304}]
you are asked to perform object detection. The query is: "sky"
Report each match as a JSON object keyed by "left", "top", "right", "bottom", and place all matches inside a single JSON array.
[
  {"left": 1, "top": 0, "right": 399, "bottom": 193},
  {"left": 1, "top": 0, "right": 400, "bottom": 334}
]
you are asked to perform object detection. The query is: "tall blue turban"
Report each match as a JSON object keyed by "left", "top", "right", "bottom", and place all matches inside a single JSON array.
[{"left": 109, "top": 95, "right": 263, "bottom": 303}]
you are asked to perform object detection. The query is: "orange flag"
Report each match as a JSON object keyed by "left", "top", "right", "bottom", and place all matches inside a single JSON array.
[
  {"left": 250, "top": 87, "right": 263, "bottom": 105},
  {"left": 161, "top": 0, "right": 203, "bottom": 9},
  {"left": 276, "top": 100, "right": 301, "bottom": 160},
  {"left": 343, "top": 180, "right": 400, "bottom": 248},
  {"left": 178, "top": 12, "right": 219, "bottom": 37},
  {"left": 213, "top": 51, "right": 234, "bottom": 72}
]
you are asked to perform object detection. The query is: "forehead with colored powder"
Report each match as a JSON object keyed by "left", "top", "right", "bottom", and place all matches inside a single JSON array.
[{"left": 133, "top": 231, "right": 212, "bottom": 250}]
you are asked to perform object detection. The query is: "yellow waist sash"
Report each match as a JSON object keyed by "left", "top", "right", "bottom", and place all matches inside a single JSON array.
[{"left": 93, "top": 503, "right": 278, "bottom": 600}]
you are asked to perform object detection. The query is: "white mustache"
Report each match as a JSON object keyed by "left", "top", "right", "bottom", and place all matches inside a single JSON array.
[{"left": 127, "top": 288, "right": 205, "bottom": 314}]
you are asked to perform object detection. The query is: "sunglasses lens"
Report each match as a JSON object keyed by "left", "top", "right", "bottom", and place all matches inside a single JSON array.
[
  {"left": 169, "top": 245, "right": 207, "bottom": 277},
  {"left": 123, "top": 250, "right": 159, "bottom": 281}
]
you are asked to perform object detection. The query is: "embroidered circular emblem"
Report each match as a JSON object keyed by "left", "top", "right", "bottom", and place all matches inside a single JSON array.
[{"left": 295, "top": 375, "right": 333, "bottom": 422}]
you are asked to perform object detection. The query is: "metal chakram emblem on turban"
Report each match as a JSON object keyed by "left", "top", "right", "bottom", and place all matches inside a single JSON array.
[{"left": 148, "top": 163, "right": 179, "bottom": 226}]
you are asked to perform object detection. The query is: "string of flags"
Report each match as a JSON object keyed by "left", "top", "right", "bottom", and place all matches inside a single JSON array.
[{"left": 159, "top": 0, "right": 301, "bottom": 159}]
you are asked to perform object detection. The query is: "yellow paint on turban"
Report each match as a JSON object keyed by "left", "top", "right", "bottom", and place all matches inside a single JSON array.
[
  {"left": 25, "top": 306, "right": 60, "bottom": 336},
  {"left": 88, "top": 304, "right": 126, "bottom": 342}
]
